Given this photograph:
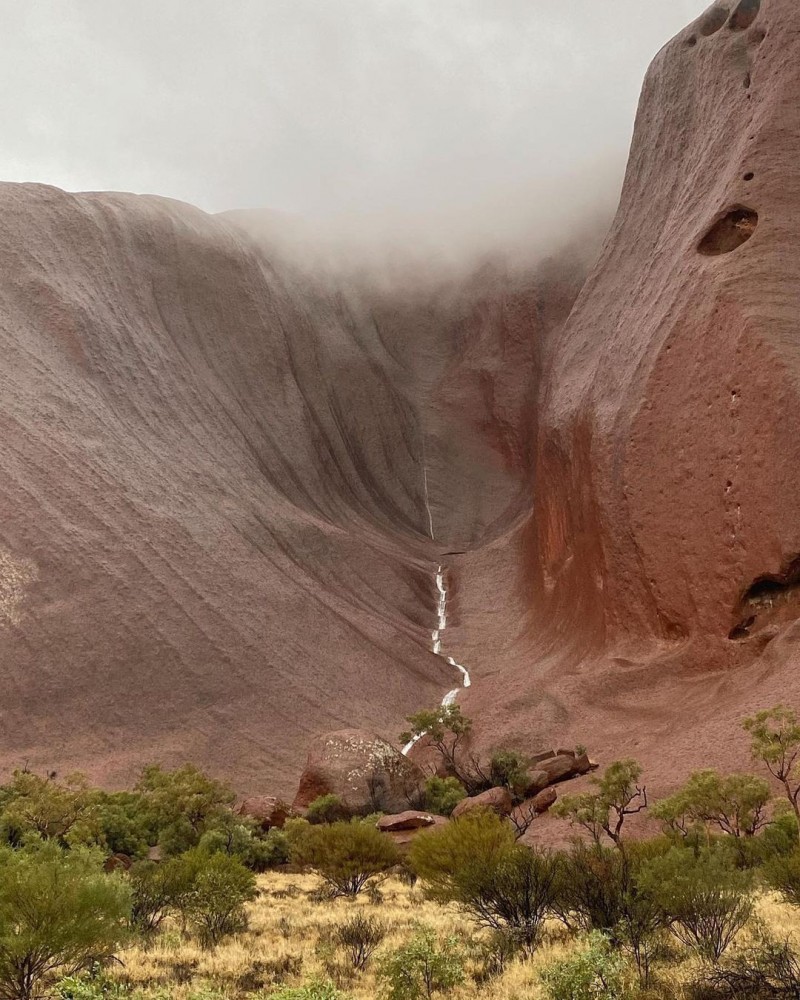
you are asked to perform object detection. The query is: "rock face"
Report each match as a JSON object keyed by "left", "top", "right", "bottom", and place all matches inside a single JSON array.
[
  {"left": 236, "top": 796, "right": 289, "bottom": 830},
  {"left": 4, "top": 1, "right": 796, "bottom": 800},
  {"left": 0, "top": 181, "right": 587, "bottom": 794},
  {"left": 451, "top": 786, "right": 513, "bottom": 819},
  {"left": 460, "top": 0, "right": 800, "bottom": 795},
  {"left": 292, "top": 730, "right": 425, "bottom": 814}
]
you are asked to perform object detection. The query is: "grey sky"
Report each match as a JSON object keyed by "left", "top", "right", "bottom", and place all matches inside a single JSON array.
[{"left": 0, "top": 1, "right": 708, "bottom": 232}]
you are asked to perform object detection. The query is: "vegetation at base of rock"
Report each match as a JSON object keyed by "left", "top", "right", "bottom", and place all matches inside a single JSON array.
[
  {"left": 290, "top": 821, "right": 399, "bottom": 897},
  {"left": 553, "top": 758, "right": 647, "bottom": 848},
  {"left": 306, "top": 796, "right": 352, "bottom": 826},
  {"left": 421, "top": 778, "right": 465, "bottom": 817}
]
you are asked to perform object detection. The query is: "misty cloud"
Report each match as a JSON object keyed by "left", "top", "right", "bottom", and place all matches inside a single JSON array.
[{"left": 0, "top": 0, "right": 709, "bottom": 250}]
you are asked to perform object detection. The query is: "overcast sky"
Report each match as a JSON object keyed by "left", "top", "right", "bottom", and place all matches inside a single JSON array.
[{"left": 0, "top": 1, "right": 708, "bottom": 237}]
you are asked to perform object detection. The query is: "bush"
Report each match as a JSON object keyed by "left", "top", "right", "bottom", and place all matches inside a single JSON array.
[
  {"left": 306, "top": 796, "right": 351, "bottom": 826},
  {"left": 539, "top": 931, "right": 632, "bottom": 1000},
  {"left": 764, "top": 848, "right": 800, "bottom": 908},
  {"left": 410, "top": 811, "right": 558, "bottom": 947},
  {"left": 421, "top": 778, "right": 465, "bottom": 818},
  {"left": 198, "top": 820, "right": 290, "bottom": 871},
  {"left": 554, "top": 759, "right": 646, "bottom": 848},
  {"left": 269, "top": 982, "right": 350, "bottom": 1000},
  {"left": 687, "top": 930, "right": 800, "bottom": 999},
  {"left": 177, "top": 850, "right": 257, "bottom": 947},
  {"left": 376, "top": 928, "right": 464, "bottom": 1000},
  {"left": 292, "top": 821, "right": 398, "bottom": 897},
  {"left": 552, "top": 842, "right": 628, "bottom": 933},
  {"left": 639, "top": 847, "right": 753, "bottom": 962},
  {"left": 128, "top": 857, "right": 194, "bottom": 935},
  {"left": 652, "top": 770, "right": 772, "bottom": 840},
  {"left": 489, "top": 751, "right": 529, "bottom": 799},
  {"left": 334, "top": 913, "right": 386, "bottom": 971},
  {"left": 0, "top": 843, "right": 130, "bottom": 1000}
]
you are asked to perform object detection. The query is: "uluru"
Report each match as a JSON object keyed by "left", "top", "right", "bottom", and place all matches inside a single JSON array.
[{"left": 0, "top": 0, "right": 796, "bottom": 806}]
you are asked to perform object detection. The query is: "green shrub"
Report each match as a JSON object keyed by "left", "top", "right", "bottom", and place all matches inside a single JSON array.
[
  {"left": 376, "top": 928, "right": 464, "bottom": 1000},
  {"left": 334, "top": 913, "right": 386, "bottom": 971},
  {"left": 554, "top": 759, "right": 646, "bottom": 848},
  {"left": 639, "top": 847, "right": 753, "bottom": 962},
  {"left": 540, "top": 931, "right": 632, "bottom": 1000},
  {"left": 55, "top": 967, "right": 132, "bottom": 1000},
  {"left": 269, "top": 981, "right": 350, "bottom": 1000},
  {"left": 291, "top": 821, "right": 398, "bottom": 897},
  {"left": 552, "top": 842, "right": 628, "bottom": 933},
  {"left": 421, "top": 778, "right": 465, "bottom": 818},
  {"left": 410, "top": 811, "right": 557, "bottom": 947},
  {"left": 686, "top": 929, "right": 800, "bottom": 999},
  {"left": 135, "top": 765, "right": 235, "bottom": 857},
  {"left": 652, "top": 770, "right": 772, "bottom": 840},
  {"left": 306, "top": 796, "right": 351, "bottom": 826},
  {"left": 0, "top": 843, "right": 131, "bottom": 1000},
  {"left": 176, "top": 850, "right": 257, "bottom": 947},
  {"left": 128, "top": 857, "right": 196, "bottom": 935},
  {"left": 489, "top": 751, "right": 529, "bottom": 799},
  {"left": 198, "top": 820, "right": 290, "bottom": 871},
  {"left": 764, "top": 848, "right": 800, "bottom": 908}
]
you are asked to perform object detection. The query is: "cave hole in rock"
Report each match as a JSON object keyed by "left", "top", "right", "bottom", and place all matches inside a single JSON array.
[
  {"left": 743, "top": 172, "right": 754, "bottom": 181},
  {"left": 744, "top": 72, "right": 752, "bottom": 89},
  {"left": 729, "top": 0, "right": 761, "bottom": 30},
  {"left": 729, "top": 554, "right": 800, "bottom": 639},
  {"left": 698, "top": 207, "right": 758, "bottom": 255},
  {"left": 686, "top": 34, "right": 698, "bottom": 47},
  {"left": 700, "top": 5, "right": 730, "bottom": 35}
]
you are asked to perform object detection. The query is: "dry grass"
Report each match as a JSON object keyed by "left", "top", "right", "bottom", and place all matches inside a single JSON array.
[{"left": 106, "top": 872, "right": 800, "bottom": 1000}]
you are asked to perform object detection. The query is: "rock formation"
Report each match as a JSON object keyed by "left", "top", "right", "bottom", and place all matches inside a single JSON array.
[{"left": 1, "top": 0, "right": 798, "bottom": 799}]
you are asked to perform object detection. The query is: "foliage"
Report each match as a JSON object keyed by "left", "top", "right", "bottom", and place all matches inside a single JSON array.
[
  {"left": 551, "top": 842, "right": 629, "bottom": 932},
  {"left": 399, "top": 706, "right": 478, "bottom": 791},
  {"left": 489, "top": 751, "right": 529, "bottom": 799},
  {"left": 554, "top": 759, "right": 646, "bottom": 848},
  {"left": 687, "top": 929, "right": 800, "bottom": 999},
  {"left": 55, "top": 967, "right": 132, "bottom": 1000},
  {"left": 745, "top": 706, "right": 800, "bottom": 823},
  {"left": 0, "top": 771, "right": 96, "bottom": 847},
  {"left": 0, "top": 843, "right": 130, "bottom": 1000},
  {"left": 376, "top": 928, "right": 464, "bottom": 1000},
  {"left": 175, "top": 850, "right": 257, "bottom": 947},
  {"left": 269, "top": 980, "right": 351, "bottom": 1000},
  {"left": 409, "top": 811, "right": 557, "bottom": 947},
  {"left": 291, "top": 821, "right": 398, "bottom": 897},
  {"left": 653, "top": 770, "right": 771, "bottom": 840},
  {"left": 421, "top": 778, "right": 465, "bottom": 818},
  {"left": 334, "top": 913, "right": 386, "bottom": 971},
  {"left": 306, "top": 796, "right": 351, "bottom": 826},
  {"left": 764, "top": 848, "right": 800, "bottom": 909},
  {"left": 539, "top": 931, "right": 632, "bottom": 1000},
  {"left": 639, "top": 846, "right": 753, "bottom": 962},
  {"left": 198, "top": 819, "right": 290, "bottom": 871},
  {"left": 134, "top": 765, "right": 235, "bottom": 857},
  {"left": 128, "top": 858, "right": 195, "bottom": 935}
]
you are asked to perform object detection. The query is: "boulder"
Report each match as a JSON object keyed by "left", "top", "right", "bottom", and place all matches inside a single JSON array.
[
  {"left": 386, "top": 814, "right": 448, "bottom": 850},
  {"left": 524, "top": 768, "right": 551, "bottom": 795},
  {"left": 292, "top": 729, "right": 425, "bottom": 815},
  {"left": 539, "top": 754, "right": 579, "bottom": 784},
  {"left": 451, "top": 786, "right": 513, "bottom": 819},
  {"left": 377, "top": 811, "right": 437, "bottom": 832},
  {"left": 236, "top": 795, "right": 289, "bottom": 830},
  {"left": 573, "top": 753, "right": 595, "bottom": 775},
  {"left": 530, "top": 750, "right": 557, "bottom": 764},
  {"left": 530, "top": 787, "right": 558, "bottom": 814}
]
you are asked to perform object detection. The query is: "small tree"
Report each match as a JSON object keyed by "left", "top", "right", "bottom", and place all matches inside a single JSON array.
[
  {"left": 653, "top": 770, "right": 771, "bottom": 841},
  {"left": 399, "top": 706, "right": 479, "bottom": 790},
  {"left": 334, "top": 913, "right": 386, "bottom": 971},
  {"left": 422, "top": 778, "right": 465, "bottom": 818},
  {"left": 292, "top": 821, "right": 398, "bottom": 897},
  {"left": 0, "top": 772, "right": 95, "bottom": 847},
  {"left": 744, "top": 706, "right": 800, "bottom": 825},
  {"left": 377, "top": 928, "right": 464, "bottom": 1000},
  {"left": 551, "top": 842, "right": 628, "bottom": 933},
  {"left": 764, "top": 849, "right": 800, "bottom": 909},
  {"left": 135, "top": 764, "right": 235, "bottom": 856},
  {"left": 639, "top": 847, "right": 753, "bottom": 963},
  {"left": 410, "top": 811, "right": 558, "bottom": 948},
  {"left": 178, "top": 850, "right": 257, "bottom": 947},
  {"left": 554, "top": 760, "right": 647, "bottom": 849},
  {"left": 489, "top": 751, "right": 529, "bottom": 800},
  {"left": 0, "top": 843, "right": 130, "bottom": 1000},
  {"left": 128, "top": 857, "right": 195, "bottom": 935}
]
